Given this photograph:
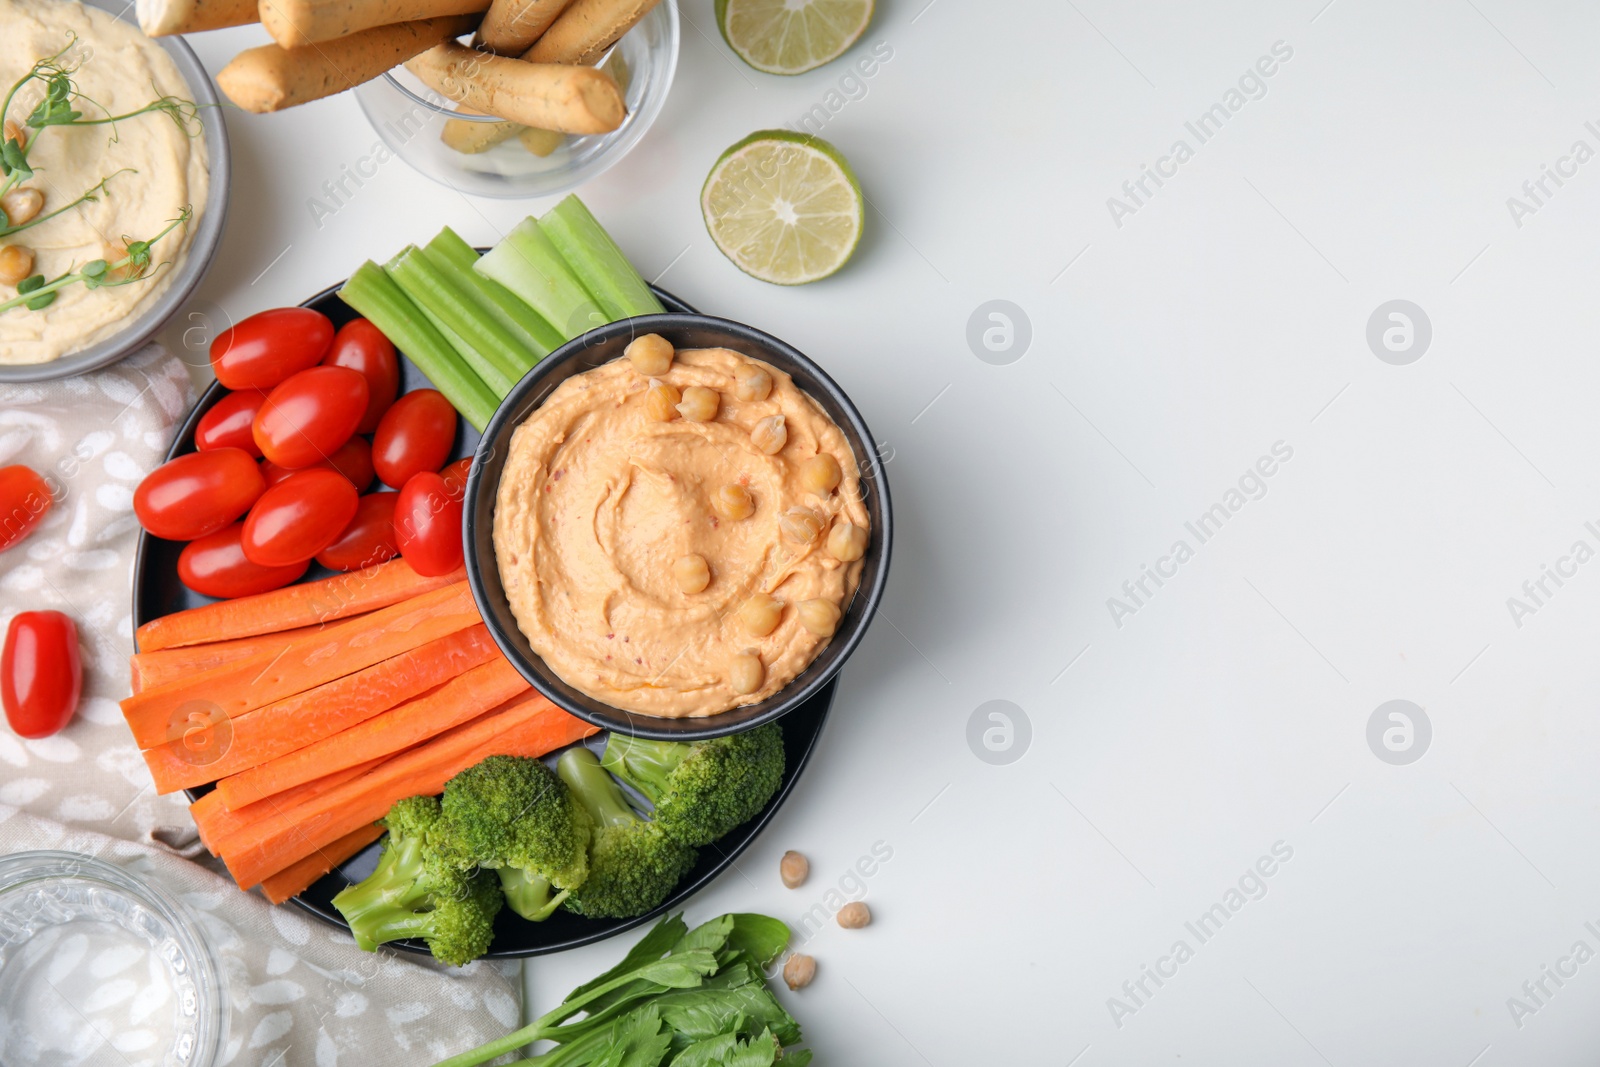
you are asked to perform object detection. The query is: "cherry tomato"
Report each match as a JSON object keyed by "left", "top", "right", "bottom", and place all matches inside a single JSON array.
[
  {"left": 211, "top": 307, "right": 334, "bottom": 391},
  {"left": 260, "top": 436, "right": 373, "bottom": 490},
  {"left": 2, "top": 611, "right": 81, "bottom": 739},
  {"left": 325, "top": 318, "right": 400, "bottom": 434},
  {"left": 394, "top": 471, "right": 463, "bottom": 577},
  {"left": 373, "top": 390, "right": 457, "bottom": 489},
  {"left": 195, "top": 389, "right": 268, "bottom": 456},
  {"left": 135, "top": 449, "right": 265, "bottom": 541},
  {"left": 178, "top": 522, "right": 309, "bottom": 598},
  {"left": 0, "top": 465, "right": 54, "bottom": 554},
  {"left": 259, "top": 458, "right": 297, "bottom": 488},
  {"left": 252, "top": 366, "right": 368, "bottom": 470},
  {"left": 440, "top": 457, "right": 473, "bottom": 502},
  {"left": 242, "top": 469, "right": 360, "bottom": 567},
  {"left": 316, "top": 492, "right": 399, "bottom": 572}
]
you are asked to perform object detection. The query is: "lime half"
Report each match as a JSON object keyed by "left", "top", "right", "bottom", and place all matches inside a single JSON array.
[
  {"left": 701, "top": 130, "right": 864, "bottom": 286},
  {"left": 715, "top": 0, "right": 874, "bottom": 75}
]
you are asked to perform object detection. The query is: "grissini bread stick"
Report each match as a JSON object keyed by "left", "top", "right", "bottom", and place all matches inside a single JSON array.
[
  {"left": 524, "top": 0, "right": 659, "bottom": 65},
  {"left": 137, "top": 0, "right": 256, "bottom": 35},
  {"left": 217, "top": 13, "right": 478, "bottom": 113},
  {"left": 261, "top": 0, "right": 490, "bottom": 48},
  {"left": 516, "top": 126, "right": 564, "bottom": 156},
  {"left": 405, "top": 41, "right": 624, "bottom": 134},
  {"left": 439, "top": 0, "right": 655, "bottom": 152},
  {"left": 476, "top": 0, "right": 575, "bottom": 55}
]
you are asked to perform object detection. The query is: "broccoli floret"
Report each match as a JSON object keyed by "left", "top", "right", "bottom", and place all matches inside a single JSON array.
[
  {"left": 436, "top": 755, "right": 592, "bottom": 921},
  {"left": 556, "top": 747, "right": 697, "bottom": 920},
  {"left": 600, "top": 724, "right": 785, "bottom": 847},
  {"left": 331, "top": 794, "right": 503, "bottom": 966}
]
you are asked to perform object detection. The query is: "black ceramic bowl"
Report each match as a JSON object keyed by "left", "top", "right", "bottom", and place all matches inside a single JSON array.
[{"left": 464, "top": 314, "right": 892, "bottom": 741}]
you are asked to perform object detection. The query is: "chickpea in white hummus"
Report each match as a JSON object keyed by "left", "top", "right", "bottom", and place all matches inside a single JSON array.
[{"left": 494, "top": 340, "right": 870, "bottom": 717}]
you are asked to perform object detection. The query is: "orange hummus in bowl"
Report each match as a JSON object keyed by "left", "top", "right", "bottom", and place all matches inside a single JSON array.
[{"left": 493, "top": 343, "right": 870, "bottom": 718}]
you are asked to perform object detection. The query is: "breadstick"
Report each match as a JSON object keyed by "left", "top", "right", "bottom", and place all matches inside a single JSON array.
[
  {"left": 138, "top": 0, "right": 256, "bottom": 35},
  {"left": 516, "top": 126, "right": 564, "bottom": 156},
  {"left": 405, "top": 41, "right": 623, "bottom": 134},
  {"left": 476, "top": 0, "right": 574, "bottom": 55},
  {"left": 439, "top": 0, "right": 655, "bottom": 152},
  {"left": 217, "top": 13, "right": 478, "bottom": 113},
  {"left": 525, "top": 0, "right": 658, "bottom": 65},
  {"left": 260, "top": 0, "right": 490, "bottom": 48}
]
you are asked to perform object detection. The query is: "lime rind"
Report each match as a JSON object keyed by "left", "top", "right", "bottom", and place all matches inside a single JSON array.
[
  {"left": 715, "top": 0, "right": 875, "bottom": 76},
  {"left": 700, "top": 130, "right": 864, "bottom": 286}
]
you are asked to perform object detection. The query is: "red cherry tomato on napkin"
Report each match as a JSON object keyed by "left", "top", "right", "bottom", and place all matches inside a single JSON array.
[
  {"left": 316, "top": 492, "right": 399, "bottom": 572},
  {"left": 134, "top": 449, "right": 265, "bottom": 541},
  {"left": 178, "top": 522, "right": 309, "bottom": 599},
  {"left": 252, "top": 366, "right": 368, "bottom": 470},
  {"left": 241, "top": 468, "right": 359, "bottom": 567},
  {"left": 195, "top": 389, "right": 268, "bottom": 456},
  {"left": 0, "top": 465, "right": 53, "bottom": 553},
  {"left": 211, "top": 308, "right": 334, "bottom": 391},
  {"left": 325, "top": 318, "right": 400, "bottom": 434},
  {"left": 395, "top": 471, "right": 462, "bottom": 577},
  {"left": 373, "top": 389, "right": 456, "bottom": 489},
  {"left": 2, "top": 611, "right": 81, "bottom": 739}
]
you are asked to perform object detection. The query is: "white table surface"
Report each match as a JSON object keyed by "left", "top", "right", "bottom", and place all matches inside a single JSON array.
[{"left": 170, "top": 2, "right": 1600, "bottom": 1063}]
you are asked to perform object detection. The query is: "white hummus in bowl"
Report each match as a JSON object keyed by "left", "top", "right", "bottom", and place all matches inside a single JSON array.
[{"left": 0, "top": 0, "right": 210, "bottom": 366}]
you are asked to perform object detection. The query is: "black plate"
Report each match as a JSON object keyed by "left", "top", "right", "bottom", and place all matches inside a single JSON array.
[
  {"left": 130, "top": 279, "right": 834, "bottom": 957},
  {"left": 465, "top": 314, "right": 892, "bottom": 742}
]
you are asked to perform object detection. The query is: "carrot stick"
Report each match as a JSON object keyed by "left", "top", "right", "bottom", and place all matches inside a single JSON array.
[
  {"left": 137, "top": 558, "right": 460, "bottom": 652},
  {"left": 214, "top": 656, "right": 529, "bottom": 810},
  {"left": 131, "top": 622, "right": 338, "bottom": 694},
  {"left": 122, "top": 583, "right": 479, "bottom": 750},
  {"left": 259, "top": 822, "right": 384, "bottom": 904},
  {"left": 219, "top": 693, "right": 596, "bottom": 889},
  {"left": 142, "top": 624, "right": 502, "bottom": 795},
  {"left": 191, "top": 757, "right": 384, "bottom": 855}
]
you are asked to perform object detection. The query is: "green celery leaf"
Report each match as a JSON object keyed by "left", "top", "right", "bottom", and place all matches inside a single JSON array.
[
  {"left": 563, "top": 914, "right": 688, "bottom": 1005},
  {"left": 634, "top": 950, "right": 718, "bottom": 990},
  {"left": 653, "top": 987, "right": 799, "bottom": 1047},
  {"left": 725, "top": 916, "right": 790, "bottom": 968},
  {"left": 673, "top": 915, "right": 734, "bottom": 957}
]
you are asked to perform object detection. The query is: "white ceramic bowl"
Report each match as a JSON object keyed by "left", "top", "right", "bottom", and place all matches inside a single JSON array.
[
  {"left": 0, "top": 0, "right": 230, "bottom": 384},
  {"left": 352, "top": 2, "right": 678, "bottom": 199}
]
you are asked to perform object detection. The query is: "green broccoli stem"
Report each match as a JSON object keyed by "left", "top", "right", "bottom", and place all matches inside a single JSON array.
[
  {"left": 598, "top": 735, "right": 688, "bottom": 805},
  {"left": 558, "top": 748, "right": 638, "bottom": 828},
  {"left": 330, "top": 834, "right": 431, "bottom": 949},
  {"left": 497, "top": 867, "right": 570, "bottom": 922}
]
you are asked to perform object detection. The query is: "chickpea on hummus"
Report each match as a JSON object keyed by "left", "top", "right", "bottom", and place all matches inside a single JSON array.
[
  {"left": 0, "top": 0, "right": 208, "bottom": 365},
  {"left": 493, "top": 340, "right": 870, "bottom": 717}
]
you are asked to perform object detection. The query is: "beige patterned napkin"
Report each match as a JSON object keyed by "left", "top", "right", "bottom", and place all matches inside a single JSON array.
[{"left": 0, "top": 344, "right": 520, "bottom": 1067}]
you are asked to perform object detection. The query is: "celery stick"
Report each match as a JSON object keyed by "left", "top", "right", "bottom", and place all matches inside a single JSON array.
[
  {"left": 539, "top": 195, "right": 664, "bottom": 321},
  {"left": 338, "top": 261, "right": 497, "bottom": 432},
  {"left": 424, "top": 229, "right": 565, "bottom": 357},
  {"left": 475, "top": 217, "right": 605, "bottom": 341},
  {"left": 387, "top": 246, "right": 530, "bottom": 397}
]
